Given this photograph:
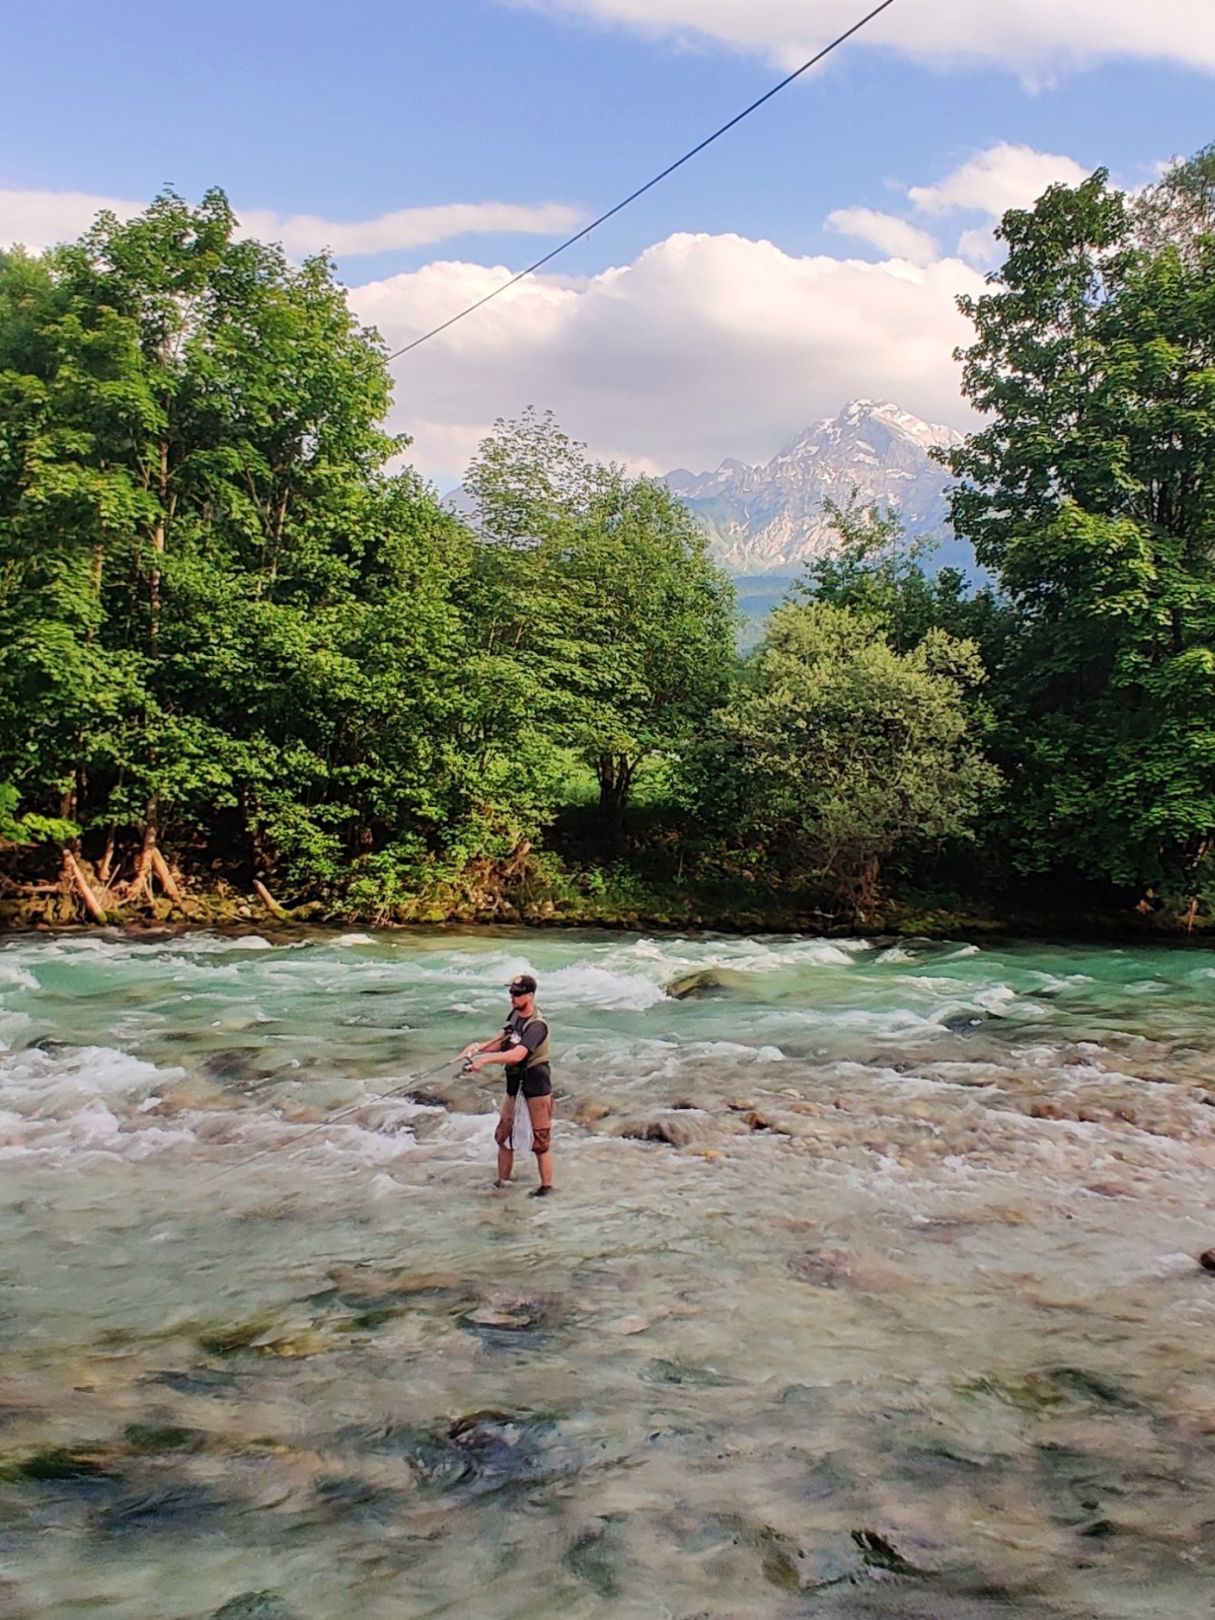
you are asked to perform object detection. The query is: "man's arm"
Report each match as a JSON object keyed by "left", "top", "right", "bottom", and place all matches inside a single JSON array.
[
  {"left": 459, "top": 1033, "right": 509, "bottom": 1060},
  {"left": 467, "top": 1043, "right": 528, "bottom": 1072}
]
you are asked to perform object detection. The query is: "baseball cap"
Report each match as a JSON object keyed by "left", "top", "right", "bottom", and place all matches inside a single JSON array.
[{"left": 507, "top": 974, "right": 537, "bottom": 995}]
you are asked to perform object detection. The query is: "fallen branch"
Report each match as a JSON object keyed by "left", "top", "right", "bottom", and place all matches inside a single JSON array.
[
  {"left": 62, "top": 850, "right": 108, "bottom": 924},
  {"left": 0, "top": 875, "right": 60, "bottom": 895},
  {"left": 253, "top": 879, "right": 288, "bottom": 920},
  {"left": 150, "top": 847, "right": 183, "bottom": 905}
]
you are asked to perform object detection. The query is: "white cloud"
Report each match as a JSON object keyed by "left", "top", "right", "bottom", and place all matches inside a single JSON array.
[
  {"left": 956, "top": 226, "right": 1000, "bottom": 268},
  {"left": 825, "top": 207, "right": 938, "bottom": 266},
  {"left": 4, "top": 139, "right": 1088, "bottom": 488},
  {"left": 504, "top": 0, "right": 1215, "bottom": 76},
  {"left": 361, "top": 139, "right": 1097, "bottom": 484},
  {"left": 0, "top": 187, "right": 584, "bottom": 257},
  {"left": 350, "top": 231, "right": 986, "bottom": 483},
  {"left": 908, "top": 143, "right": 1091, "bottom": 218},
  {"left": 0, "top": 188, "right": 143, "bottom": 253},
  {"left": 237, "top": 200, "right": 585, "bottom": 257}
]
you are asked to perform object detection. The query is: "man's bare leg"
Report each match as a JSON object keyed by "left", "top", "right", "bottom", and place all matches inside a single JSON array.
[
  {"left": 527, "top": 1093, "right": 554, "bottom": 1194},
  {"left": 494, "top": 1100, "right": 515, "bottom": 1186}
]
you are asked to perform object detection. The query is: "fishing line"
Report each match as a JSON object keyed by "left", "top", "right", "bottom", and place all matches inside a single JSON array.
[{"left": 195, "top": 1053, "right": 462, "bottom": 1188}]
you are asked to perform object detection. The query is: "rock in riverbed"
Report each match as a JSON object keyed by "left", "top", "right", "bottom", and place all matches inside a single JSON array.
[
  {"left": 666, "top": 967, "right": 751, "bottom": 1000},
  {"left": 213, "top": 1595, "right": 300, "bottom": 1620},
  {"left": 787, "top": 1250, "right": 854, "bottom": 1288}
]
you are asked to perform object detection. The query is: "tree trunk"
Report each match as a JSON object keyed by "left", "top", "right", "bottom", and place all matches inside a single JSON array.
[
  {"left": 97, "top": 828, "right": 117, "bottom": 887},
  {"left": 151, "top": 847, "right": 183, "bottom": 905},
  {"left": 253, "top": 878, "right": 288, "bottom": 919},
  {"left": 133, "top": 821, "right": 156, "bottom": 892},
  {"left": 597, "top": 754, "right": 634, "bottom": 823},
  {"left": 61, "top": 850, "right": 107, "bottom": 924},
  {"left": 125, "top": 811, "right": 160, "bottom": 906},
  {"left": 833, "top": 854, "right": 882, "bottom": 922}
]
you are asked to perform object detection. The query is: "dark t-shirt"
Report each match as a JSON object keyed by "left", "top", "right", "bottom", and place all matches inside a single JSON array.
[{"left": 503, "top": 1010, "right": 551, "bottom": 1097}]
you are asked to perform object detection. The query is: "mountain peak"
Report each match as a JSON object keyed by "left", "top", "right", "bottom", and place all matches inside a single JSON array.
[{"left": 662, "top": 400, "right": 965, "bottom": 575}]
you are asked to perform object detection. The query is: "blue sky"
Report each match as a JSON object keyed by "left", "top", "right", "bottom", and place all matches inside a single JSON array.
[{"left": 3, "top": 0, "right": 1213, "bottom": 482}]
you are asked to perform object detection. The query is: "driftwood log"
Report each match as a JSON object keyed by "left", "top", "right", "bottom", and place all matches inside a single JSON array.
[
  {"left": 150, "top": 847, "right": 183, "bottom": 904},
  {"left": 62, "top": 850, "right": 107, "bottom": 923},
  {"left": 253, "top": 879, "right": 288, "bottom": 919}
]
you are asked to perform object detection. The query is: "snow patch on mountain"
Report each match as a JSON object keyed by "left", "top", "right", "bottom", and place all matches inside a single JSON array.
[{"left": 663, "top": 400, "right": 964, "bottom": 575}]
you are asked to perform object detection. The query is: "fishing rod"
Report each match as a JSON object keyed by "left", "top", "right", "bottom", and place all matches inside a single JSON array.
[{"left": 195, "top": 1054, "right": 466, "bottom": 1189}]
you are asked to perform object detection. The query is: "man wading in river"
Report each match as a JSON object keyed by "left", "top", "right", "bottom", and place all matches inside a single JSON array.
[{"left": 460, "top": 975, "right": 555, "bottom": 1196}]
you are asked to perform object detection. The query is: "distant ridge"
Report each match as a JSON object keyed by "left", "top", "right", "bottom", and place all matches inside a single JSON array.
[{"left": 663, "top": 400, "right": 967, "bottom": 576}]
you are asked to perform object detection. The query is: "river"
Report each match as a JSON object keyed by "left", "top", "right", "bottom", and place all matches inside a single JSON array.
[{"left": 1, "top": 926, "right": 1214, "bottom": 1619}]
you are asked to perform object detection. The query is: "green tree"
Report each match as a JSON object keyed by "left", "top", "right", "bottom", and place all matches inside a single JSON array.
[
  {"left": 945, "top": 158, "right": 1215, "bottom": 897},
  {"left": 1135, "top": 143, "right": 1215, "bottom": 259},
  {"left": 461, "top": 412, "right": 737, "bottom": 824},
  {"left": 796, "top": 496, "right": 1010, "bottom": 660},
  {"left": 0, "top": 190, "right": 480, "bottom": 912},
  {"left": 701, "top": 602, "right": 996, "bottom": 915}
]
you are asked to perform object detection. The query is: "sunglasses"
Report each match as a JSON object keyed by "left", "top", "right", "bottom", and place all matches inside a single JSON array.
[{"left": 508, "top": 986, "right": 530, "bottom": 997}]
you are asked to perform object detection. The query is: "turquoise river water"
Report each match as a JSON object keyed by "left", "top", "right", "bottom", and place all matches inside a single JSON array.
[{"left": 1, "top": 927, "right": 1215, "bottom": 1620}]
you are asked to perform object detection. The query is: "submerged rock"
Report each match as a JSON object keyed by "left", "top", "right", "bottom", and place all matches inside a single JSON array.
[
  {"left": 2, "top": 1444, "right": 119, "bottom": 1484},
  {"left": 197, "top": 1320, "right": 277, "bottom": 1358},
  {"left": 203, "top": 1050, "right": 270, "bottom": 1085},
  {"left": 121, "top": 1424, "right": 206, "bottom": 1456},
  {"left": 324, "top": 1265, "right": 467, "bottom": 1308},
  {"left": 566, "top": 1522, "right": 622, "bottom": 1598},
  {"left": 310, "top": 1473, "right": 408, "bottom": 1522},
  {"left": 574, "top": 1098, "right": 611, "bottom": 1127},
  {"left": 462, "top": 1294, "right": 559, "bottom": 1338},
  {"left": 643, "top": 1358, "right": 740, "bottom": 1388},
  {"left": 336, "top": 1423, "right": 471, "bottom": 1491},
  {"left": 144, "top": 1366, "right": 239, "bottom": 1397},
  {"left": 942, "top": 1012, "right": 992, "bottom": 1034},
  {"left": 666, "top": 967, "right": 750, "bottom": 1000},
  {"left": 337, "top": 1408, "right": 565, "bottom": 1497},
  {"left": 97, "top": 1481, "right": 231, "bottom": 1535},
  {"left": 619, "top": 1115, "right": 703, "bottom": 1148},
  {"left": 448, "top": 1409, "right": 559, "bottom": 1492},
  {"left": 213, "top": 1595, "right": 300, "bottom": 1620},
  {"left": 852, "top": 1528, "right": 933, "bottom": 1577},
  {"left": 788, "top": 1249, "right": 854, "bottom": 1288},
  {"left": 401, "top": 1088, "right": 453, "bottom": 1109},
  {"left": 740, "top": 1109, "right": 788, "bottom": 1133}
]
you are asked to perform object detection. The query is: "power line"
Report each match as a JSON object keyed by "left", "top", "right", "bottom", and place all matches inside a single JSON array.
[{"left": 388, "top": 0, "right": 899, "bottom": 360}]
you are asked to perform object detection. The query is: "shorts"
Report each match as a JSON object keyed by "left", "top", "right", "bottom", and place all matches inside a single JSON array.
[
  {"left": 496, "top": 1090, "right": 553, "bottom": 1156},
  {"left": 506, "top": 1069, "right": 552, "bottom": 1099}
]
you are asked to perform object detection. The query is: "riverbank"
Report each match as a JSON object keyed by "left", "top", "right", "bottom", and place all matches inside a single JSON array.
[{"left": 2, "top": 870, "right": 1212, "bottom": 946}]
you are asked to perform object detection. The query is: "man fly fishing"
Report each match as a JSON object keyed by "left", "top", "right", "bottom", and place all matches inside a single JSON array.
[{"left": 460, "top": 974, "right": 555, "bottom": 1196}]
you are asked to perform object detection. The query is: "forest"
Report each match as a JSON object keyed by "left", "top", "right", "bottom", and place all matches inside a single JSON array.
[{"left": 1, "top": 147, "right": 1213, "bottom": 934}]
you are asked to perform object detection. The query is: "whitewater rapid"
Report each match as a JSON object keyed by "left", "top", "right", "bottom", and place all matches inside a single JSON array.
[{"left": 2, "top": 926, "right": 1214, "bottom": 1619}]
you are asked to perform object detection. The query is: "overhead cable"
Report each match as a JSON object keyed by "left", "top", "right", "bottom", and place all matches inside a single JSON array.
[{"left": 388, "top": 0, "right": 899, "bottom": 359}]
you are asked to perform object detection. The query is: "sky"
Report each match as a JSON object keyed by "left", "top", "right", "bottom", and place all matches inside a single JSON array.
[{"left": 2, "top": 0, "right": 1213, "bottom": 486}]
